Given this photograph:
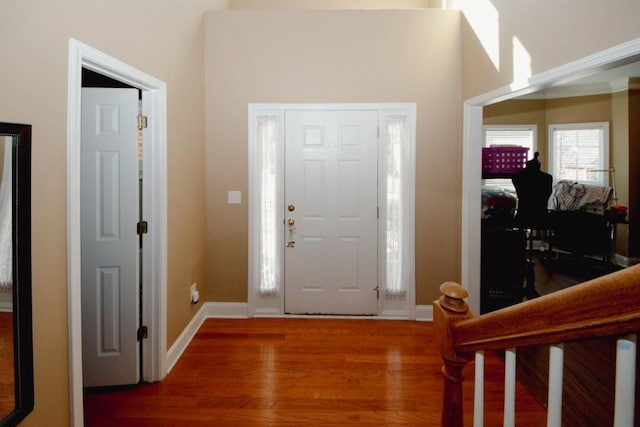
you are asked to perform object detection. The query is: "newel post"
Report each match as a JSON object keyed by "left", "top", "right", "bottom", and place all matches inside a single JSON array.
[{"left": 434, "top": 281, "right": 474, "bottom": 427}]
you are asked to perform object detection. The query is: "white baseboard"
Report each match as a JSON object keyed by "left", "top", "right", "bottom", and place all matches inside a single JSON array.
[
  {"left": 0, "top": 292, "right": 12, "bottom": 312},
  {"left": 166, "top": 304, "right": 208, "bottom": 373},
  {"left": 415, "top": 304, "right": 433, "bottom": 321},
  {"left": 379, "top": 309, "right": 411, "bottom": 320},
  {"left": 167, "top": 302, "right": 434, "bottom": 372},
  {"left": 252, "top": 307, "right": 285, "bottom": 317},
  {"left": 615, "top": 253, "right": 640, "bottom": 267},
  {"left": 166, "top": 302, "right": 248, "bottom": 373},
  {"left": 205, "top": 302, "right": 249, "bottom": 318}
]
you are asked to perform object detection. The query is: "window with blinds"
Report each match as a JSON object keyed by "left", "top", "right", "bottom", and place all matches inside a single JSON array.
[
  {"left": 482, "top": 125, "right": 537, "bottom": 190},
  {"left": 549, "top": 122, "right": 609, "bottom": 186}
]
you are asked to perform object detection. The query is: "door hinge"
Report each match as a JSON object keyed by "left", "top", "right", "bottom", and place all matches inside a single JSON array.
[
  {"left": 137, "top": 114, "right": 148, "bottom": 131},
  {"left": 137, "top": 325, "right": 148, "bottom": 341},
  {"left": 137, "top": 220, "right": 148, "bottom": 235},
  {"left": 374, "top": 286, "right": 380, "bottom": 299}
]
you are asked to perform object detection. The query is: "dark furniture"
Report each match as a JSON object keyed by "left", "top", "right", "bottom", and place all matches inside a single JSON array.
[
  {"left": 480, "top": 228, "right": 527, "bottom": 313},
  {"left": 548, "top": 210, "right": 613, "bottom": 262}
]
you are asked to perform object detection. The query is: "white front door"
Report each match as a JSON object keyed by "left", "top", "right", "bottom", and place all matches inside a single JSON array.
[
  {"left": 81, "top": 87, "right": 140, "bottom": 387},
  {"left": 284, "top": 110, "right": 378, "bottom": 315}
]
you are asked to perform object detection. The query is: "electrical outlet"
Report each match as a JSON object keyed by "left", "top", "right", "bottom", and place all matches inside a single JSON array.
[{"left": 190, "top": 283, "right": 199, "bottom": 304}]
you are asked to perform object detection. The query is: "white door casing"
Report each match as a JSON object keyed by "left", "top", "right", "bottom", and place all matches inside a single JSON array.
[
  {"left": 248, "top": 103, "right": 416, "bottom": 319},
  {"left": 68, "top": 38, "right": 168, "bottom": 426},
  {"left": 81, "top": 88, "right": 140, "bottom": 387},
  {"left": 284, "top": 110, "right": 378, "bottom": 315}
]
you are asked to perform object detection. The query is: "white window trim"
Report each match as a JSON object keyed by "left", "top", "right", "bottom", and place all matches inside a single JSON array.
[
  {"left": 248, "top": 103, "right": 416, "bottom": 319},
  {"left": 548, "top": 122, "right": 610, "bottom": 186}
]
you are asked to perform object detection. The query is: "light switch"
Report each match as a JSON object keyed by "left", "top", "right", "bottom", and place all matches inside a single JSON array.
[{"left": 227, "top": 190, "right": 242, "bottom": 204}]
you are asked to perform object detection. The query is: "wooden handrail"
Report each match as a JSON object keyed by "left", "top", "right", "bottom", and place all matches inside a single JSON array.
[
  {"left": 434, "top": 263, "right": 640, "bottom": 427},
  {"left": 453, "top": 264, "right": 640, "bottom": 352}
]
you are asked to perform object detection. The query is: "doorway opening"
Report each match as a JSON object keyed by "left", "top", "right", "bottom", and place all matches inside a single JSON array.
[
  {"left": 462, "top": 38, "right": 640, "bottom": 314},
  {"left": 67, "top": 39, "right": 168, "bottom": 425}
]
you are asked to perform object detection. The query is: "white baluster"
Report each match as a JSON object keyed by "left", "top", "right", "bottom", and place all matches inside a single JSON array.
[
  {"left": 547, "top": 343, "right": 564, "bottom": 427},
  {"left": 614, "top": 334, "right": 636, "bottom": 427},
  {"left": 474, "top": 351, "right": 484, "bottom": 427},
  {"left": 504, "top": 348, "right": 516, "bottom": 427}
]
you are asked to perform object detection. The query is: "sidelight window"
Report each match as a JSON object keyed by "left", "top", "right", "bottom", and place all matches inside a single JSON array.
[
  {"left": 256, "top": 115, "right": 280, "bottom": 295},
  {"left": 384, "top": 116, "right": 409, "bottom": 296}
]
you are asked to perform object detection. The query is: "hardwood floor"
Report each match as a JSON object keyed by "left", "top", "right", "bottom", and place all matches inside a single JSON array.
[
  {"left": 0, "top": 312, "right": 13, "bottom": 416},
  {"left": 84, "top": 318, "right": 547, "bottom": 426}
]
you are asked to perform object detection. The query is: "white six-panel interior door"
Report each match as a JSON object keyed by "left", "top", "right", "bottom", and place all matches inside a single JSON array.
[
  {"left": 284, "top": 110, "right": 378, "bottom": 315},
  {"left": 81, "top": 87, "right": 140, "bottom": 387}
]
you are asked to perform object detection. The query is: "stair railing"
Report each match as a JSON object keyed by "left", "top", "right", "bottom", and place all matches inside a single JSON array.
[{"left": 435, "top": 264, "right": 640, "bottom": 427}]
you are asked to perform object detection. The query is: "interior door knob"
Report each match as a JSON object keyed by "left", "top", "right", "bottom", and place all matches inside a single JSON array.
[{"left": 287, "top": 218, "right": 295, "bottom": 226}]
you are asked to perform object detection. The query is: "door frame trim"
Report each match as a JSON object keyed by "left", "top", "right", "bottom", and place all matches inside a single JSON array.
[
  {"left": 247, "top": 103, "right": 416, "bottom": 319},
  {"left": 66, "top": 39, "right": 168, "bottom": 425}
]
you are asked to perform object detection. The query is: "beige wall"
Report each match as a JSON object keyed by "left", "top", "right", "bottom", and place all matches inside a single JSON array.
[
  {"left": 204, "top": 9, "right": 463, "bottom": 305},
  {"left": 545, "top": 95, "right": 613, "bottom": 125},
  {"left": 2, "top": 0, "right": 640, "bottom": 425},
  {"left": 229, "top": 0, "right": 433, "bottom": 9},
  {"left": 1, "top": 0, "right": 226, "bottom": 424},
  {"left": 456, "top": 0, "right": 640, "bottom": 99}
]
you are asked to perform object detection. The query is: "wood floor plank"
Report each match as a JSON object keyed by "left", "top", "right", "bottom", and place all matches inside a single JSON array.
[
  {"left": 0, "top": 312, "right": 13, "bottom": 417},
  {"left": 84, "top": 318, "right": 547, "bottom": 426}
]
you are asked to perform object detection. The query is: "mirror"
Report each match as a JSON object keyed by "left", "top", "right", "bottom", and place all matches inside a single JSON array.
[{"left": 0, "top": 123, "right": 33, "bottom": 426}]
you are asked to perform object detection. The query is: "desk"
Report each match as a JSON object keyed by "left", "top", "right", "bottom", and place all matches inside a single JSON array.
[{"left": 548, "top": 210, "right": 619, "bottom": 264}]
